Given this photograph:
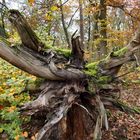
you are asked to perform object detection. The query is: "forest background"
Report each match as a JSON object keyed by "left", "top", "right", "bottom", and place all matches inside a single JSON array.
[{"left": 0, "top": 0, "right": 140, "bottom": 139}]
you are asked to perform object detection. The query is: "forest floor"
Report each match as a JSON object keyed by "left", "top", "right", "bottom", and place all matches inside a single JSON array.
[{"left": 102, "top": 75, "right": 140, "bottom": 140}]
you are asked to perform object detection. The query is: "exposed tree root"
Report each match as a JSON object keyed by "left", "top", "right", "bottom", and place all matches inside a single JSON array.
[{"left": 19, "top": 80, "right": 140, "bottom": 140}]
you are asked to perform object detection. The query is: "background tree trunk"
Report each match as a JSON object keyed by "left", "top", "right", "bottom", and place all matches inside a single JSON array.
[
  {"left": 59, "top": 0, "right": 71, "bottom": 48},
  {"left": 79, "top": 0, "right": 84, "bottom": 49},
  {"left": 0, "top": 0, "right": 7, "bottom": 38},
  {"left": 90, "top": 0, "right": 107, "bottom": 59},
  {"left": 98, "top": 0, "right": 107, "bottom": 58}
]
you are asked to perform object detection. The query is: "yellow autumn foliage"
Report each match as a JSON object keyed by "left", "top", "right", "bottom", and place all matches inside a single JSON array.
[
  {"left": 28, "top": 0, "right": 35, "bottom": 6},
  {"left": 45, "top": 13, "right": 53, "bottom": 21},
  {"left": 51, "top": 5, "right": 58, "bottom": 11}
]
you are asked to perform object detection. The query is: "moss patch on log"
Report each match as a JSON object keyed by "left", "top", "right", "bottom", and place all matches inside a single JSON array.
[
  {"left": 84, "top": 61, "right": 112, "bottom": 94},
  {"left": 54, "top": 48, "right": 71, "bottom": 58},
  {"left": 112, "top": 47, "right": 128, "bottom": 57},
  {"left": 84, "top": 62, "right": 99, "bottom": 76}
]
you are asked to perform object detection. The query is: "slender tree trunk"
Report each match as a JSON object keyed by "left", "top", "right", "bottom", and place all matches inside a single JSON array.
[
  {"left": 0, "top": 0, "right": 7, "bottom": 38},
  {"left": 87, "top": 15, "right": 91, "bottom": 50},
  {"left": 92, "top": 12, "right": 99, "bottom": 59},
  {"left": 79, "top": 0, "right": 84, "bottom": 49},
  {"left": 98, "top": 0, "right": 107, "bottom": 58},
  {"left": 59, "top": 0, "right": 71, "bottom": 48}
]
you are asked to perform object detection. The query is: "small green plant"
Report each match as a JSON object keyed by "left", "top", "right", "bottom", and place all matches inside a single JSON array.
[{"left": 0, "top": 59, "right": 35, "bottom": 139}]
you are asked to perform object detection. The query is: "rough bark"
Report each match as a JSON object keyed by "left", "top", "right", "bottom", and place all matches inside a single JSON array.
[{"left": 0, "top": 10, "right": 140, "bottom": 140}]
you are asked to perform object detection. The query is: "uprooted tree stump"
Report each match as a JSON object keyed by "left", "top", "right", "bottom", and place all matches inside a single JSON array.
[{"left": 0, "top": 10, "right": 140, "bottom": 140}]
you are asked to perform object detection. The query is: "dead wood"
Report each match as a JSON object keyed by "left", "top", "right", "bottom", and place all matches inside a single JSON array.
[
  {"left": 8, "top": 10, "right": 44, "bottom": 52},
  {"left": 0, "top": 10, "right": 86, "bottom": 80}
]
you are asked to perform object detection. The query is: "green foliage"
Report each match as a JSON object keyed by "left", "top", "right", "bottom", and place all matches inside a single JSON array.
[
  {"left": 0, "top": 108, "right": 23, "bottom": 139},
  {"left": 0, "top": 59, "right": 35, "bottom": 139}
]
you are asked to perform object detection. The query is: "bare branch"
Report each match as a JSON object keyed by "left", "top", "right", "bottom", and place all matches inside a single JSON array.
[
  {"left": 0, "top": 2, "right": 8, "bottom": 10},
  {"left": 67, "top": 8, "right": 79, "bottom": 29},
  {"left": 61, "top": 0, "right": 69, "bottom": 6}
]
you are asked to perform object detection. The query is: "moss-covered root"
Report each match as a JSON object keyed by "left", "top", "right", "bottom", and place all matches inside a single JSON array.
[{"left": 111, "top": 47, "right": 128, "bottom": 57}]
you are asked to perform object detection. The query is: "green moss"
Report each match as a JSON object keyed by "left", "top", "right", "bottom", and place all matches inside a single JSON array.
[
  {"left": 133, "top": 107, "right": 140, "bottom": 114},
  {"left": 112, "top": 47, "right": 128, "bottom": 57},
  {"left": 131, "top": 80, "right": 140, "bottom": 84},
  {"left": 97, "top": 76, "right": 111, "bottom": 84},
  {"left": 136, "top": 66, "right": 140, "bottom": 71},
  {"left": 85, "top": 61, "right": 99, "bottom": 69},
  {"left": 84, "top": 61, "right": 112, "bottom": 93},
  {"left": 84, "top": 69, "right": 97, "bottom": 76},
  {"left": 84, "top": 62, "right": 99, "bottom": 76},
  {"left": 84, "top": 47, "right": 129, "bottom": 93},
  {"left": 41, "top": 40, "right": 71, "bottom": 58},
  {"left": 54, "top": 47, "right": 71, "bottom": 57}
]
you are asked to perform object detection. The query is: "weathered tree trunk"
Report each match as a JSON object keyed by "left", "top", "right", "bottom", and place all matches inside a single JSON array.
[{"left": 0, "top": 10, "right": 140, "bottom": 140}]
